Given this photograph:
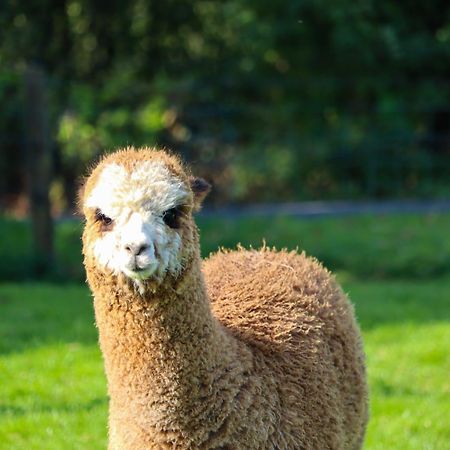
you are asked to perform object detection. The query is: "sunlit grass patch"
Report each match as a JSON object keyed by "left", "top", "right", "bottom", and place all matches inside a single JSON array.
[{"left": 0, "top": 277, "right": 449, "bottom": 448}]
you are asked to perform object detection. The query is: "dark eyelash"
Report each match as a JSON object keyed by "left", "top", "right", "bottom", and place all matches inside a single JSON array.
[
  {"left": 162, "top": 206, "right": 184, "bottom": 229},
  {"left": 95, "top": 209, "right": 114, "bottom": 228}
]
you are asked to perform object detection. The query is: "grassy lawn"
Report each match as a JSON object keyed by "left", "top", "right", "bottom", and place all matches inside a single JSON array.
[{"left": 1, "top": 213, "right": 449, "bottom": 449}]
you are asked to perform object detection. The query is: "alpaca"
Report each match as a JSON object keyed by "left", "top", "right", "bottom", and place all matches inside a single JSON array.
[{"left": 80, "top": 147, "right": 368, "bottom": 450}]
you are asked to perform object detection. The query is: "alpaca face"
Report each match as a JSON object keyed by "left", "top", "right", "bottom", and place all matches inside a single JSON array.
[{"left": 84, "top": 160, "right": 192, "bottom": 284}]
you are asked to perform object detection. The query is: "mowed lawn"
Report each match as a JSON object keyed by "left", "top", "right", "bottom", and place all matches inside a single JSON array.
[{"left": 1, "top": 214, "right": 449, "bottom": 449}]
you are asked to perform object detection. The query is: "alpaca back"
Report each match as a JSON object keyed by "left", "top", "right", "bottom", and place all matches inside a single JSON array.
[{"left": 203, "top": 248, "right": 368, "bottom": 449}]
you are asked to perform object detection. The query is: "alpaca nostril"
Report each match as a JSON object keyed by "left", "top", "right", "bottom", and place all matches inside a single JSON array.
[
  {"left": 125, "top": 243, "right": 149, "bottom": 256},
  {"left": 135, "top": 244, "right": 149, "bottom": 256}
]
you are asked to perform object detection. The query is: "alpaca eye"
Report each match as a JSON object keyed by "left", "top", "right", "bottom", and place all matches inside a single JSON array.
[
  {"left": 95, "top": 209, "right": 114, "bottom": 229},
  {"left": 162, "top": 207, "right": 181, "bottom": 229}
]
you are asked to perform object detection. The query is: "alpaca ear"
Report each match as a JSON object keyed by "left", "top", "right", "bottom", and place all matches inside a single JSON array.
[{"left": 190, "top": 177, "right": 211, "bottom": 211}]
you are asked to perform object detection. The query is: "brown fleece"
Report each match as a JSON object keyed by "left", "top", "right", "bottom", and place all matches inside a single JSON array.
[{"left": 81, "top": 147, "right": 368, "bottom": 450}]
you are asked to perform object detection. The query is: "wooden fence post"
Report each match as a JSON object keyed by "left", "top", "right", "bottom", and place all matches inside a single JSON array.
[{"left": 24, "top": 65, "right": 54, "bottom": 276}]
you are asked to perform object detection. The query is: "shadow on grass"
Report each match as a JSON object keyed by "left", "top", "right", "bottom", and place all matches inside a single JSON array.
[
  {"left": 3, "top": 214, "right": 450, "bottom": 282},
  {"left": 344, "top": 277, "right": 450, "bottom": 331},
  {"left": 370, "top": 379, "right": 435, "bottom": 399},
  {"left": 0, "top": 397, "right": 107, "bottom": 417}
]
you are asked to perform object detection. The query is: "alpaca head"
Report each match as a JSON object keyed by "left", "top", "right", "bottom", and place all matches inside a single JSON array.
[{"left": 80, "top": 147, "right": 210, "bottom": 290}]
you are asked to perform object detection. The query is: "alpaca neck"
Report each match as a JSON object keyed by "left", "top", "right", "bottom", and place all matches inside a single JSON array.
[{"left": 92, "top": 257, "right": 247, "bottom": 439}]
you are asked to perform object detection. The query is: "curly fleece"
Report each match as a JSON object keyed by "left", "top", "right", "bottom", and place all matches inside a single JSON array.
[{"left": 81, "top": 147, "right": 368, "bottom": 450}]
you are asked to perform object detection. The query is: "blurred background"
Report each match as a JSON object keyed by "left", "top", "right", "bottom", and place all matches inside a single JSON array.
[
  {"left": 1, "top": 0, "right": 450, "bottom": 277},
  {"left": 0, "top": 1, "right": 449, "bottom": 449}
]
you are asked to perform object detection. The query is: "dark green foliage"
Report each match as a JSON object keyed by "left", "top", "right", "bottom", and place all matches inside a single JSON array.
[{"left": 0, "top": 1, "right": 449, "bottom": 206}]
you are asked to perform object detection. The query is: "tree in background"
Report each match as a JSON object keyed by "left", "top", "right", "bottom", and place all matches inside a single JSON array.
[
  {"left": 0, "top": 0, "right": 449, "bottom": 211},
  {"left": 24, "top": 66, "right": 54, "bottom": 274}
]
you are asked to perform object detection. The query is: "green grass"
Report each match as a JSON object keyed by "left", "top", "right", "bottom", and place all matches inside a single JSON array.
[
  {"left": 199, "top": 213, "right": 450, "bottom": 279},
  {"left": 1, "top": 279, "right": 449, "bottom": 449},
  {"left": 1, "top": 213, "right": 450, "bottom": 280},
  {"left": 0, "top": 284, "right": 106, "bottom": 450},
  {"left": 348, "top": 280, "right": 450, "bottom": 449}
]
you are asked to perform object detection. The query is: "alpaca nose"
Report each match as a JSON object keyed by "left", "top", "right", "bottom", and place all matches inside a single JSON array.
[{"left": 124, "top": 242, "right": 149, "bottom": 256}]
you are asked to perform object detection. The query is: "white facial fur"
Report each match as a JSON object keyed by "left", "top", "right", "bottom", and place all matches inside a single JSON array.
[{"left": 86, "top": 161, "right": 190, "bottom": 289}]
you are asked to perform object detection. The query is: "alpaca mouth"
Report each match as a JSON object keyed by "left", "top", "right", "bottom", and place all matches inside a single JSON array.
[{"left": 124, "top": 263, "right": 158, "bottom": 280}]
